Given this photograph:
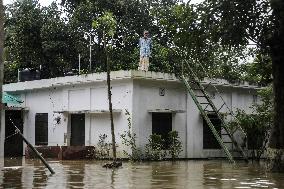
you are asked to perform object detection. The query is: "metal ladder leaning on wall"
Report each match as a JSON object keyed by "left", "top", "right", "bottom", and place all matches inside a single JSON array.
[{"left": 180, "top": 60, "right": 248, "bottom": 163}]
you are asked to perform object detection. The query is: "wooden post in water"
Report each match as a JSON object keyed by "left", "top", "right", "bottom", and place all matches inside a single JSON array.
[
  {"left": 16, "top": 130, "right": 55, "bottom": 174},
  {"left": 0, "top": 0, "right": 4, "bottom": 158},
  {"left": 9, "top": 118, "right": 55, "bottom": 174}
]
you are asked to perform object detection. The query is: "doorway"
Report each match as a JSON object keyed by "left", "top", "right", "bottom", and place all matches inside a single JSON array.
[
  {"left": 70, "top": 114, "right": 85, "bottom": 146},
  {"left": 4, "top": 110, "right": 23, "bottom": 157},
  {"left": 152, "top": 113, "right": 172, "bottom": 149},
  {"left": 203, "top": 114, "right": 222, "bottom": 149}
]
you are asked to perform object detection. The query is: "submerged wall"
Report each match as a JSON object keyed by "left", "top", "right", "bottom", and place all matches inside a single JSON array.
[
  {"left": 20, "top": 79, "right": 133, "bottom": 158},
  {"left": 132, "top": 79, "right": 187, "bottom": 157},
  {"left": 2, "top": 70, "right": 260, "bottom": 159}
]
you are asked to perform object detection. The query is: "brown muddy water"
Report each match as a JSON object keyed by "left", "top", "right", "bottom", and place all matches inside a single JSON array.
[{"left": 0, "top": 158, "right": 283, "bottom": 189}]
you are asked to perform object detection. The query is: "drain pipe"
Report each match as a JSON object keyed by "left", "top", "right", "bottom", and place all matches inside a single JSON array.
[{"left": 9, "top": 117, "right": 55, "bottom": 174}]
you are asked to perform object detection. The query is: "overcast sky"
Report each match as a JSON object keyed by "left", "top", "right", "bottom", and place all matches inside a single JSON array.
[
  {"left": 3, "top": 0, "right": 59, "bottom": 6},
  {"left": 3, "top": 0, "right": 203, "bottom": 6}
]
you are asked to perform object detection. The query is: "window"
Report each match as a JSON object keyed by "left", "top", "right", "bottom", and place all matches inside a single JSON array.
[
  {"left": 35, "top": 113, "right": 48, "bottom": 145},
  {"left": 203, "top": 114, "right": 221, "bottom": 149},
  {"left": 152, "top": 113, "right": 172, "bottom": 149}
]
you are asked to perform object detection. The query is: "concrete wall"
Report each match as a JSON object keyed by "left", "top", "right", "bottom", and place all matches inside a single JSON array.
[
  {"left": 187, "top": 86, "right": 257, "bottom": 158},
  {"left": 23, "top": 88, "right": 66, "bottom": 146},
  {"left": 20, "top": 79, "right": 133, "bottom": 157},
  {"left": 2, "top": 71, "right": 259, "bottom": 159},
  {"left": 132, "top": 80, "right": 187, "bottom": 157},
  {"left": 20, "top": 78, "right": 254, "bottom": 159},
  {"left": 131, "top": 80, "right": 258, "bottom": 159},
  {"left": 85, "top": 80, "right": 133, "bottom": 156}
]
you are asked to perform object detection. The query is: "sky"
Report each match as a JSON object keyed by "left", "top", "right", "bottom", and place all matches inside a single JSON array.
[
  {"left": 3, "top": 0, "right": 203, "bottom": 6},
  {"left": 3, "top": 0, "right": 59, "bottom": 6}
]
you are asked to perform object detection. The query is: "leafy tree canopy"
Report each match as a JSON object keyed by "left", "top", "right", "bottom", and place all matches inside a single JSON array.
[
  {"left": 4, "top": 0, "right": 75, "bottom": 80},
  {"left": 4, "top": 0, "right": 273, "bottom": 86}
]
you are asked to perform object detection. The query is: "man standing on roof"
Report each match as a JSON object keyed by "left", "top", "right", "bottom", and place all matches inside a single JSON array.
[{"left": 138, "top": 30, "right": 152, "bottom": 71}]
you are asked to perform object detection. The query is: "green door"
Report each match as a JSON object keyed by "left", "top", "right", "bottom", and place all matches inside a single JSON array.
[{"left": 70, "top": 114, "right": 85, "bottom": 146}]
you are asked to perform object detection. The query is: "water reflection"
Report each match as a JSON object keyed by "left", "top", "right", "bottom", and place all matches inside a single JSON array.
[
  {"left": 63, "top": 161, "right": 85, "bottom": 188},
  {"left": 1, "top": 158, "right": 23, "bottom": 188},
  {"left": 0, "top": 159, "right": 284, "bottom": 189},
  {"left": 33, "top": 164, "right": 48, "bottom": 188},
  {"left": 203, "top": 162, "right": 224, "bottom": 188}
]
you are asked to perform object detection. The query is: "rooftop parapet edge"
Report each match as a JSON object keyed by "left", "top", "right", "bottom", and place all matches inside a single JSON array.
[{"left": 3, "top": 70, "right": 261, "bottom": 92}]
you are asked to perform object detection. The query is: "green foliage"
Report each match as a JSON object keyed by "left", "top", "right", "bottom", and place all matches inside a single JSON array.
[
  {"left": 168, "top": 131, "right": 182, "bottom": 160},
  {"left": 229, "top": 86, "right": 273, "bottom": 161},
  {"left": 267, "top": 148, "right": 284, "bottom": 172},
  {"left": 40, "top": 3, "right": 75, "bottom": 78},
  {"left": 197, "top": 0, "right": 275, "bottom": 83},
  {"left": 120, "top": 109, "right": 143, "bottom": 161},
  {"left": 254, "top": 86, "right": 274, "bottom": 123},
  {"left": 151, "top": 2, "right": 252, "bottom": 82},
  {"left": 96, "top": 134, "right": 111, "bottom": 159},
  {"left": 5, "top": 0, "right": 43, "bottom": 70},
  {"left": 4, "top": 61, "right": 19, "bottom": 83},
  {"left": 92, "top": 11, "right": 117, "bottom": 42},
  {"left": 4, "top": 0, "right": 75, "bottom": 81},
  {"left": 145, "top": 134, "right": 166, "bottom": 160},
  {"left": 4, "top": 0, "right": 274, "bottom": 87},
  {"left": 79, "top": 68, "right": 89, "bottom": 75},
  {"left": 201, "top": 0, "right": 261, "bottom": 47},
  {"left": 5, "top": 0, "right": 185, "bottom": 80},
  {"left": 241, "top": 54, "right": 273, "bottom": 85},
  {"left": 92, "top": 11, "right": 118, "bottom": 160}
]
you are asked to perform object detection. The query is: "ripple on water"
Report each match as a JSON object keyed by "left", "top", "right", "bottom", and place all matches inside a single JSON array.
[{"left": 0, "top": 159, "right": 284, "bottom": 189}]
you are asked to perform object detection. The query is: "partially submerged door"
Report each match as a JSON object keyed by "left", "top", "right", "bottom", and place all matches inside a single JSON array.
[
  {"left": 70, "top": 114, "right": 85, "bottom": 146},
  {"left": 152, "top": 113, "right": 172, "bottom": 149},
  {"left": 4, "top": 110, "right": 23, "bottom": 157}
]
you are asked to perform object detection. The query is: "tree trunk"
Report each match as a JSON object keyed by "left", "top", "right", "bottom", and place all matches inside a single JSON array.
[
  {"left": 104, "top": 35, "right": 116, "bottom": 161},
  {"left": 0, "top": 0, "right": 4, "bottom": 158},
  {"left": 268, "top": 0, "right": 284, "bottom": 172}
]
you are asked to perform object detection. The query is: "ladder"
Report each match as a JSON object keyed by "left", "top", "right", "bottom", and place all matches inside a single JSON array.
[{"left": 180, "top": 61, "right": 248, "bottom": 163}]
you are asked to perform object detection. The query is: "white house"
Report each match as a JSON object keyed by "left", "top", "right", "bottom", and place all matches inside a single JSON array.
[{"left": 0, "top": 70, "right": 260, "bottom": 159}]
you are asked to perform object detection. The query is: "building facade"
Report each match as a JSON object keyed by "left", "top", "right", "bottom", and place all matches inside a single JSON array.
[{"left": 0, "top": 70, "right": 260, "bottom": 159}]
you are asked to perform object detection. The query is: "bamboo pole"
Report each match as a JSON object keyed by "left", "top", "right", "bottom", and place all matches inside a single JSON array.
[
  {"left": 0, "top": 0, "right": 4, "bottom": 158},
  {"left": 17, "top": 130, "right": 55, "bottom": 174},
  {"left": 104, "top": 33, "right": 116, "bottom": 161},
  {"left": 9, "top": 118, "right": 55, "bottom": 174}
]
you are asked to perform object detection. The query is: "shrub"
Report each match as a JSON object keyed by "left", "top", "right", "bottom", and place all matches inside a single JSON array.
[
  {"left": 229, "top": 86, "right": 273, "bottom": 161},
  {"left": 145, "top": 134, "right": 166, "bottom": 160},
  {"left": 96, "top": 134, "right": 111, "bottom": 159},
  {"left": 168, "top": 131, "right": 183, "bottom": 159},
  {"left": 120, "top": 109, "right": 143, "bottom": 161}
]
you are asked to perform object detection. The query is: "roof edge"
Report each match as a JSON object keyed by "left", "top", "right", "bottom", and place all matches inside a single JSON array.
[{"left": 3, "top": 70, "right": 261, "bottom": 92}]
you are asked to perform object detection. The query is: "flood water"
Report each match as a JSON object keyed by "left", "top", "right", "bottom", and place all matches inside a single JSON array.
[{"left": 0, "top": 158, "right": 283, "bottom": 189}]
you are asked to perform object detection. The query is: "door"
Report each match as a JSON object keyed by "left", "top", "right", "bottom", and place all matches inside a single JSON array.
[
  {"left": 152, "top": 113, "right": 172, "bottom": 149},
  {"left": 203, "top": 114, "right": 222, "bottom": 149},
  {"left": 4, "top": 110, "right": 23, "bottom": 157},
  {"left": 35, "top": 113, "right": 48, "bottom": 145},
  {"left": 70, "top": 114, "right": 85, "bottom": 146}
]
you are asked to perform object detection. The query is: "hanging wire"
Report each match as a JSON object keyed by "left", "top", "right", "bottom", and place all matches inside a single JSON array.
[
  {"left": 8, "top": 117, "right": 55, "bottom": 174},
  {"left": 8, "top": 116, "right": 21, "bottom": 132},
  {"left": 5, "top": 132, "right": 18, "bottom": 140}
]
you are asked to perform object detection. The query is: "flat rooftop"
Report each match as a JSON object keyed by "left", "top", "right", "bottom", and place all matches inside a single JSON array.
[{"left": 3, "top": 70, "right": 261, "bottom": 92}]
